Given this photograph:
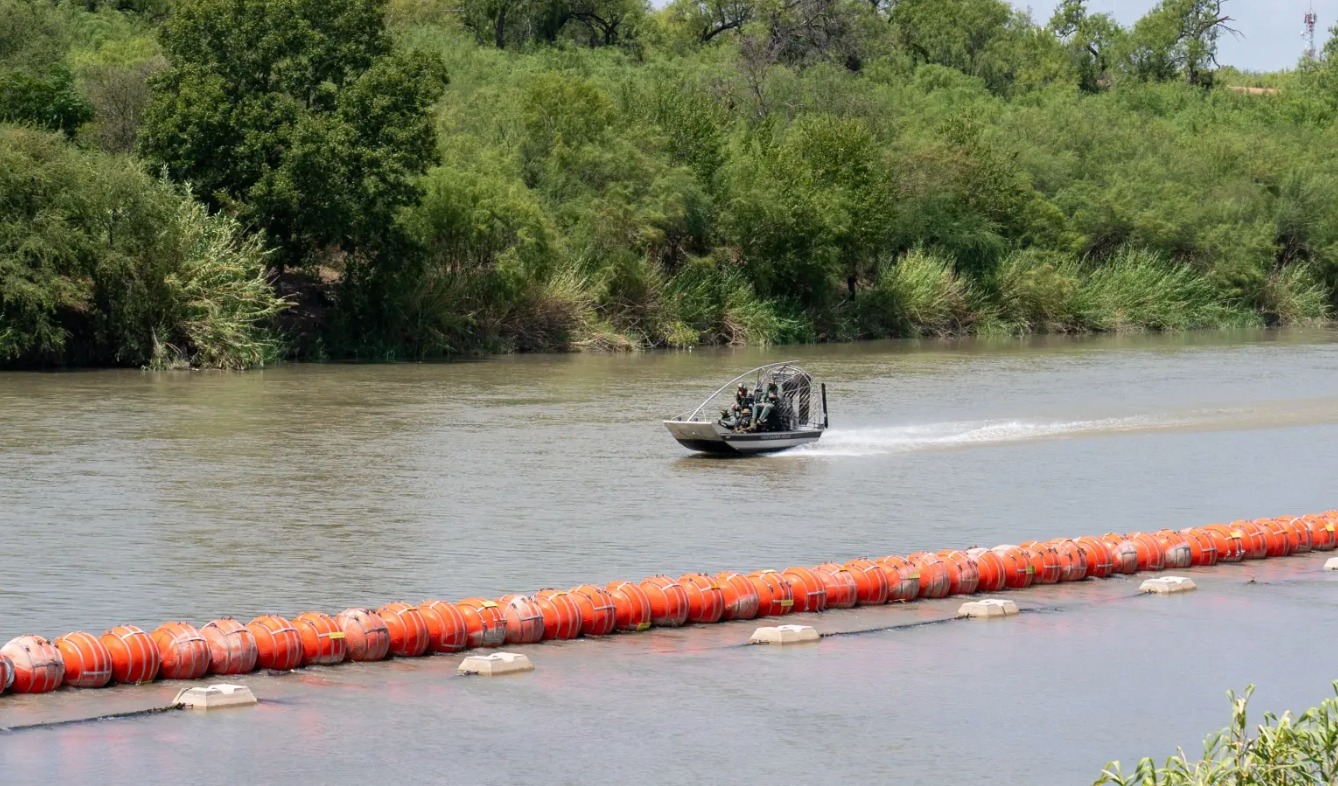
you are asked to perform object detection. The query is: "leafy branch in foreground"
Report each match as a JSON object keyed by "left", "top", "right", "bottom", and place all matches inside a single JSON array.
[{"left": 1096, "top": 681, "right": 1338, "bottom": 786}]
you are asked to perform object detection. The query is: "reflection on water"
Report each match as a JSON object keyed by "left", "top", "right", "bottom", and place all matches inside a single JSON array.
[{"left": 3, "top": 327, "right": 1338, "bottom": 782}]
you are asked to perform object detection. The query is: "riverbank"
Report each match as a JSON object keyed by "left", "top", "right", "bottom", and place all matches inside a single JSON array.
[{"left": 6, "top": 2, "right": 1338, "bottom": 369}]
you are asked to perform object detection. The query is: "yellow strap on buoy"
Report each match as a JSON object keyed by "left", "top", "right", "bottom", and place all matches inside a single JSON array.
[
  {"left": 328, "top": 632, "right": 346, "bottom": 639},
  {"left": 779, "top": 599, "right": 794, "bottom": 607},
  {"left": 636, "top": 622, "right": 651, "bottom": 631},
  {"left": 481, "top": 601, "right": 498, "bottom": 608}
]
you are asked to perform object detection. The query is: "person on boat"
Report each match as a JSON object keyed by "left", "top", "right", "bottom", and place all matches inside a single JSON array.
[
  {"left": 732, "top": 405, "right": 753, "bottom": 431},
  {"left": 750, "top": 391, "right": 780, "bottom": 432}
]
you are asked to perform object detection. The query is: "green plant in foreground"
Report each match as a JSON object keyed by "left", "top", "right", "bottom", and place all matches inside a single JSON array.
[{"left": 1096, "top": 682, "right": 1338, "bottom": 786}]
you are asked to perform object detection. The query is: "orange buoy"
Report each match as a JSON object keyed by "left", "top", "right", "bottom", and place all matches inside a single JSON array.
[
  {"left": 990, "top": 546, "right": 1035, "bottom": 589},
  {"left": 1285, "top": 517, "right": 1313, "bottom": 554},
  {"left": 0, "top": 652, "right": 11, "bottom": 695},
  {"left": 814, "top": 564, "right": 859, "bottom": 608},
  {"left": 907, "top": 553, "right": 953, "bottom": 598},
  {"left": 843, "top": 559, "right": 890, "bottom": 605},
  {"left": 2, "top": 635, "right": 65, "bottom": 694},
  {"left": 1232, "top": 520, "right": 1269, "bottom": 559},
  {"left": 417, "top": 601, "right": 470, "bottom": 652},
  {"left": 201, "top": 618, "right": 259, "bottom": 675},
  {"left": 1260, "top": 518, "right": 1297, "bottom": 557},
  {"left": 639, "top": 576, "right": 690, "bottom": 628},
  {"left": 100, "top": 626, "right": 159, "bottom": 685},
  {"left": 966, "top": 548, "right": 1007, "bottom": 592},
  {"left": 747, "top": 570, "right": 795, "bottom": 617},
  {"left": 247, "top": 615, "right": 303, "bottom": 671},
  {"left": 678, "top": 574, "right": 725, "bottom": 624},
  {"left": 150, "top": 622, "right": 210, "bottom": 680},
  {"left": 53, "top": 632, "right": 113, "bottom": 689},
  {"left": 293, "top": 611, "right": 349, "bottom": 664},
  {"left": 534, "top": 589, "right": 584, "bottom": 640},
  {"left": 1178, "top": 528, "right": 1219, "bottom": 567},
  {"left": 781, "top": 567, "right": 829, "bottom": 613},
  {"left": 1018, "top": 543, "right": 1062, "bottom": 584},
  {"left": 452, "top": 599, "right": 507, "bottom": 648},
  {"left": 1074, "top": 537, "right": 1114, "bottom": 579},
  {"left": 335, "top": 608, "right": 392, "bottom": 662},
  {"left": 569, "top": 585, "right": 618, "bottom": 636},
  {"left": 714, "top": 572, "right": 761, "bottom": 621},
  {"left": 1299, "top": 514, "right": 1336, "bottom": 552},
  {"left": 606, "top": 580, "right": 654, "bottom": 632},
  {"left": 377, "top": 603, "right": 431, "bottom": 657},
  {"left": 1201, "top": 525, "right": 1244, "bottom": 563},
  {"left": 876, "top": 555, "right": 923, "bottom": 601},
  {"left": 1099, "top": 535, "right": 1140, "bottom": 574},
  {"left": 935, "top": 551, "right": 981, "bottom": 594},
  {"left": 1126, "top": 533, "right": 1166, "bottom": 572},
  {"left": 496, "top": 594, "right": 545, "bottom": 645},
  {"left": 1154, "top": 531, "right": 1193, "bottom": 569},
  {"left": 1046, "top": 539, "right": 1088, "bottom": 582}
]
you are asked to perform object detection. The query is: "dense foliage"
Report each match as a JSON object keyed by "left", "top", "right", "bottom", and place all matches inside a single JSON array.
[
  {"left": 3, "top": 0, "right": 1338, "bottom": 366},
  {"left": 1097, "top": 682, "right": 1338, "bottom": 785}
]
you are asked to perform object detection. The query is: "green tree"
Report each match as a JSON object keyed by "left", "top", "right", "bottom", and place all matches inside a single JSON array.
[
  {"left": 1049, "top": 0, "right": 1125, "bottom": 92},
  {"left": 139, "top": 0, "right": 448, "bottom": 269},
  {"left": 1125, "top": 0, "right": 1238, "bottom": 86}
]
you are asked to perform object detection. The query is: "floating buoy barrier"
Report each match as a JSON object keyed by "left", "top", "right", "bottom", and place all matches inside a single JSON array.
[
  {"left": 151, "top": 622, "right": 210, "bottom": 681},
  {"left": 201, "top": 618, "right": 259, "bottom": 675},
  {"left": 377, "top": 603, "right": 431, "bottom": 658},
  {"left": 533, "top": 589, "right": 583, "bottom": 640},
  {"left": 2, "top": 635, "right": 64, "bottom": 694},
  {"left": 814, "top": 563, "right": 860, "bottom": 609},
  {"left": 417, "top": 601, "right": 469, "bottom": 653},
  {"left": 452, "top": 600, "right": 506, "bottom": 649},
  {"left": 293, "top": 612, "right": 348, "bottom": 665},
  {"left": 569, "top": 585, "right": 618, "bottom": 636},
  {"left": 101, "top": 625, "right": 159, "bottom": 685},
  {"left": 247, "top": 615, "right": 303, "bottom": 671},
  {"left": 0, "top": 653, "right": 13, "bottom": 695},
  {"left": 875, "top": 555, "right": 921, "bottom": 601},
  {"left": 747, "top": 569, "right": 795, "bottom": 617},
  {"left": 781, "top": 567, "right": 828, "bottom": 614},
  {"left": 605, "top": 581, "right": 653, "bottom": 632},
  {"left": 497, "top": 595, "right": 545, "bottom": 646},
  {"left": 677, "top": 574, "right": 725, "bottom": 625},
  {"left": 843, "top": 559, "right": 890, "bottom": 605},
  {"left": 638, "top": 576, "right": 689, "bottom": 628},
  {"left": 54, "top": 632, "right": 113, "bottom": 689},
  {"left": 714, "top": 572, "right": 761, "bottom": 621},
  {"left": 6, "top": 508, "right": 1338, "bottom": 702},
  {"left": 335, "top": 608, "right": 392, "bottom": 662}
]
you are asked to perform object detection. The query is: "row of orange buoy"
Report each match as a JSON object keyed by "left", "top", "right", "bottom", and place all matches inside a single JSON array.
[{"left": 2, "top": 511, "right": 1334, "bottom": 697}]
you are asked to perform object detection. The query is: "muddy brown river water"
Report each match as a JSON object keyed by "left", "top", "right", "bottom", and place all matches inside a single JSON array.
[{"left": 3, "top": 328, "right": 1338, "bottom": 784}]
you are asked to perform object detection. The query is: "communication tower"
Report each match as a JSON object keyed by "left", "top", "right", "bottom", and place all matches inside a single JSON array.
[{"left": 1305, "top": 4, "right": 1318, "bottom": 60}]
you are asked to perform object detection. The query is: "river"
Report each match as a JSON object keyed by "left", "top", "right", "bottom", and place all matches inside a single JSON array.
[{"left": 3, "top": 328, "right": 1338, "bottom": 783}]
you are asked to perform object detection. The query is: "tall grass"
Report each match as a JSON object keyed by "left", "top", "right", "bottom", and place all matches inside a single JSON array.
[
  {"left": 1073, "top": 248, "right": 1255, "bottom": 332},
  {"left": 859, "top": 248, "right": 983, "bottom": 337},
  {"left": 1097, "top": 682, "right": 1338, "bottom": 785}
]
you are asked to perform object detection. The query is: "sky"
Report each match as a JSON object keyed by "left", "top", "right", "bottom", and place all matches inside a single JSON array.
[{"left": 1013, "top": 0, "right": 1337, "bottom": 72}]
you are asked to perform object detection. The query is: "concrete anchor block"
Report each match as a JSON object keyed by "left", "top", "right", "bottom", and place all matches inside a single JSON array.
[
  {"left": 749, "top": 624, "right": 819, "bottom": 645},
  {"left": 957, "top": 598, "right": 1020, "bottom": 619},
  {"left": 173, "top": 684, "right": 257, "bottom": 711},
  {"left": 1139, "top": 576, "right": 1197, "bottom": 594},
  {"left": 1324, "top": 557, "right": 1338, "bottom": 571},
  {"left": 458, "top": 652, "right": 534, "bottom": 676}
]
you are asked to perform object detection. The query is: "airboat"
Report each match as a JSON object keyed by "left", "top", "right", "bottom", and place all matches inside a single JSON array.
[{"left": 663, "top": 362, "right": 828, "bottom": 455}]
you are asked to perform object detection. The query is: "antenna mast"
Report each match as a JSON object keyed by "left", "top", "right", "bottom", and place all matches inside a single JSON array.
[{"left": 1304, "top": 4, "right": 1318, "bottom": 60}]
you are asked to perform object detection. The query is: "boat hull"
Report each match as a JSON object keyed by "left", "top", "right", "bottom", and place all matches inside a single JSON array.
[{"left": 663, "top": 420, "right": 822, "bottom": 455}]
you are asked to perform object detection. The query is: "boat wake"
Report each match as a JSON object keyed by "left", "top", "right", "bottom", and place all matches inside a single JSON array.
[{"left": 783, "top": 416, "right": 1165, "bottom": 457}]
